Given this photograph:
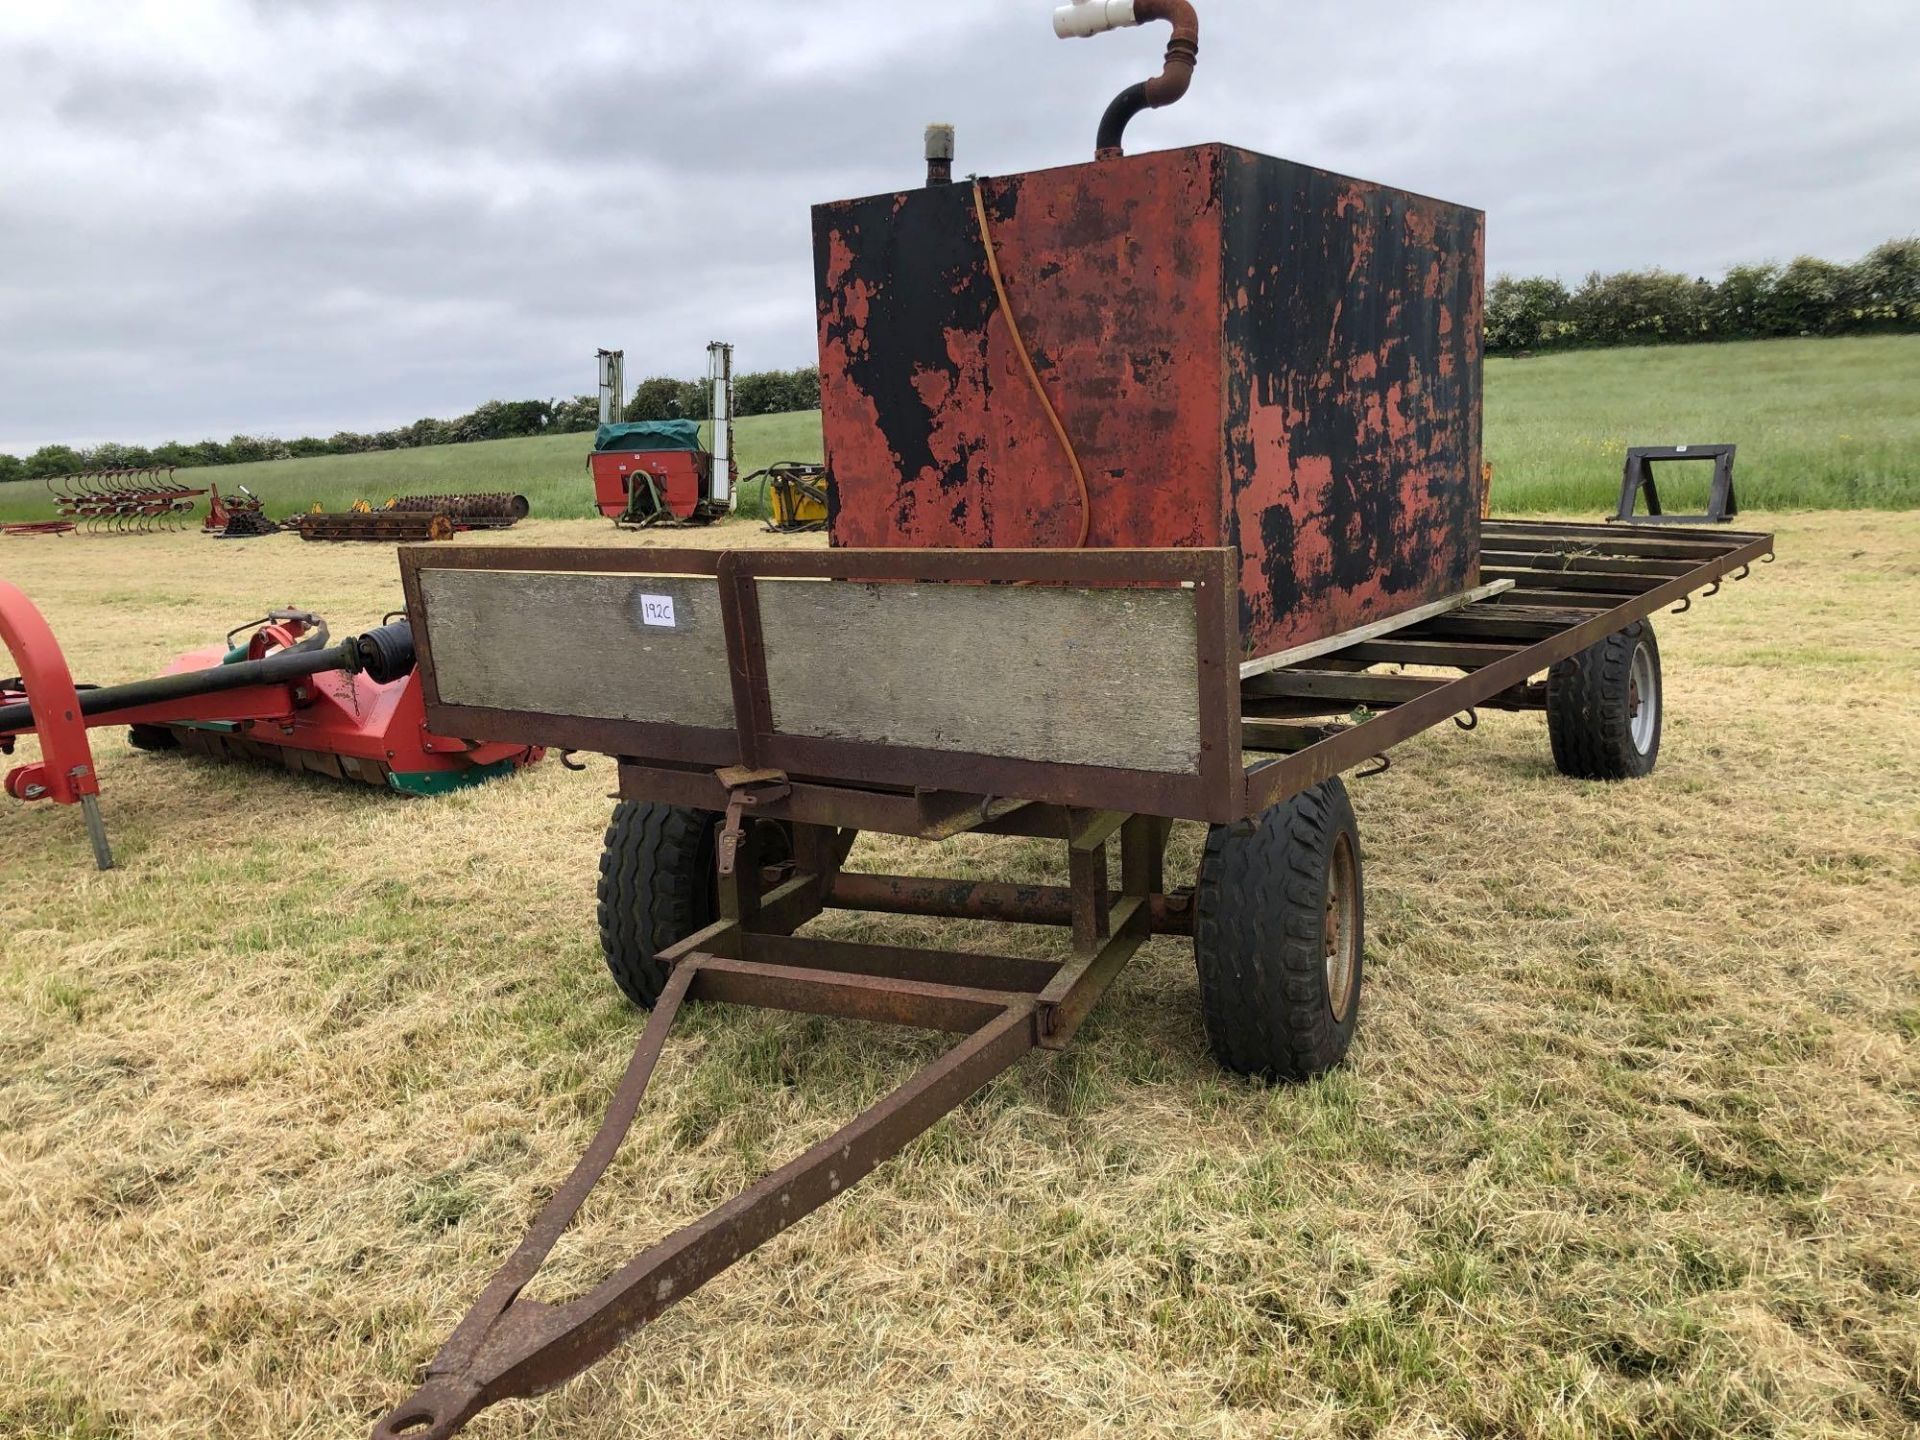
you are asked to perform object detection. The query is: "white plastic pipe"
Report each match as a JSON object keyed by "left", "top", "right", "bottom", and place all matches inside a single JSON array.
[
  {"left": 1053, "top": 0, "right": 1139, "bottom": 39},
  {"left": 707, "top": 341, "right": 733, "bottom": 505}
]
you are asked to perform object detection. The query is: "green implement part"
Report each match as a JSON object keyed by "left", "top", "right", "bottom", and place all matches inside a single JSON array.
[{"left": 593, "top": 420, "right": 703, "bottom": 453}]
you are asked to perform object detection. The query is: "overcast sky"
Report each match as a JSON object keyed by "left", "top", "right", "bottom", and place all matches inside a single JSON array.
[{"left": 2, "top": 0, "right": 1915, "bottom": 455}]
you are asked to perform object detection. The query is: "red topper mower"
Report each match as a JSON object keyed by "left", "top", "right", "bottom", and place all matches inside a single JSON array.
[{"left": 1, "top": 580, "right": 543, "bottom": 870}]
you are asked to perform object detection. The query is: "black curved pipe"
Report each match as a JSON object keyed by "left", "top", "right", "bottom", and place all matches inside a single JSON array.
[
  {"left": 1092, "top": 0, "right": 1200, "bottom": 159},
  {"left": 0, "top": 638, "right": 362, "bottom": 734},
  {"left": 1097, "top": 82, "right": 1152, "bottom": 156}
]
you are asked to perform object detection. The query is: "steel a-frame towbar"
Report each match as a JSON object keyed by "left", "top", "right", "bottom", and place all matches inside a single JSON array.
[{"left": 372, "top": 806, "right": 1168, "bottom": 1440}]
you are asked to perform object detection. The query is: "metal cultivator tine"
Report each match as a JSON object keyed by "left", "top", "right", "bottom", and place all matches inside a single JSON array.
[{"left": 40, "top": 464, "right": 204, "bottom": 536}]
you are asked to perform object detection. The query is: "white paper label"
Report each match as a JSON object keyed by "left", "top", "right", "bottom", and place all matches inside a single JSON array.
[{"left": 640, "top": 594, "right": 677, "bottom": 629}]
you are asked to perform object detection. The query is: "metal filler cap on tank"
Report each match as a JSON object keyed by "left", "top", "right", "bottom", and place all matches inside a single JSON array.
[{"left": 925, "top": 123, "right": 956, "bottom": 185}]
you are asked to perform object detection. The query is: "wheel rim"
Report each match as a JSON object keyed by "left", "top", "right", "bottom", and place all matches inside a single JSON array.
[
  {"left": 1325, "top": 831, "right": 1359, "bottom": 1023},
  {"left": 1628, "top": 641, "right": 1659, "bottom": 754}
]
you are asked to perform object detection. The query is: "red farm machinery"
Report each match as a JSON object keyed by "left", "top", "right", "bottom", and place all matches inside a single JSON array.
[
  {"left": 1, "top": 585, "right": 542, "bottom": 869},
  {"left": 7, "top": 5, "right": 1779, "bottom": 1434},
  {"left": 34, "top": 465, "right": 207, "bottom": 535},
  {"left": 590, "top": 342, "right": 740, "bottom": 527}
]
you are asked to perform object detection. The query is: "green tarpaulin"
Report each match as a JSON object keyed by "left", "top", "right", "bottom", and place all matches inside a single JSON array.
[{"left": 594, "top": 420, "right": 704, "bottom": 453}]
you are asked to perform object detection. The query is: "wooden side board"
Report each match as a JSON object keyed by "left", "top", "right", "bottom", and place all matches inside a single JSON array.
[
  {"left": 418, "top": 569, "right": 736, "bottom": 730},
  {"left": 401, "top": 543, "right": 1242, "bottom": 820},
  {"left": 756, "top": 580, "right": 1203, "bottom": 774}
]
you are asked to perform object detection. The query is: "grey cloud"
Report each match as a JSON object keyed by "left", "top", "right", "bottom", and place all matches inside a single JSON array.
[{"left": 2, "top": 0, "right": 1916, "bottom": 453}]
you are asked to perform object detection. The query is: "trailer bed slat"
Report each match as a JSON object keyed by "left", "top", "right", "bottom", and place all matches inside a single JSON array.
[{"left": 1244, "top": 527, "right": 1773, "bottom": 809}]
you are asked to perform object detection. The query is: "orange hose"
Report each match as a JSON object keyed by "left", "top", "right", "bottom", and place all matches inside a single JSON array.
[{"left": 972, "top": 179, "right": 1091, "bottom": 548}]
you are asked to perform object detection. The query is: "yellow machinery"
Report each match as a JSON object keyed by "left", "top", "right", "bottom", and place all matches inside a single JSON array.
[{"left": 754, "top": 462, "right": 830, "bottom": 533}]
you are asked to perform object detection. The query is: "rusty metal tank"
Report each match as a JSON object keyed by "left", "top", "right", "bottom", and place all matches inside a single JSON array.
[{"left": 812, "top": 140, "right": 1485, "bottom": 662}]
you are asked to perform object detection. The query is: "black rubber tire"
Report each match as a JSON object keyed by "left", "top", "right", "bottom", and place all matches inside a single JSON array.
[
  {"left": 1547, "top": 620, "right": 1662, "bottom": 781},
  {"left": 596, "top": 803, "right": 720, "bottom": 1009},
  {"left": 594, "top": 802, "right": 796, "bottom": 1008},
  {"left": 127, "top": 724, "right": 180, "bottom": 752},
  {"left": 1193, "top": 778, "right": 1365, "bottom": 1083}
]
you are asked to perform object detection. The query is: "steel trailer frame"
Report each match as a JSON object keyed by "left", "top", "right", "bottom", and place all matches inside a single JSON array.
[{"left": 377, "top": 518, "right": 1772, "bottom": 1438}]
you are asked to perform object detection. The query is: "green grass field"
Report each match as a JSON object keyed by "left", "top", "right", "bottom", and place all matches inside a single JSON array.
[
  {"left": 1485, "top": 335, "right": 1920, "bottom": 511},
  {"left": 2, "top": 336, "right": 1915, "bottom": 526}
]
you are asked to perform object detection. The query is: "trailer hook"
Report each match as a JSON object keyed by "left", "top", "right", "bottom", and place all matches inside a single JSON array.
[
  {"left": 1731, "top": 563, "right": 1751, "bottom": 582},
  {"left": 559, "top": 750, "right": 587, "bottom": 772},
  {"left": 1356, "top": 754, "right": 1392, "bottom": 780},
  {"left": 1670, "top": 595, "right": 1692, "bottom": 615},
  {"left": 1761, "top": 551, "right": 1775, "bottom": 564},
  {"left": 1454, "top": 709, "right": 1479, "bottom": 732},
  {"left": 1704, "top": 580, "right": 1721, "bottom": 598}
]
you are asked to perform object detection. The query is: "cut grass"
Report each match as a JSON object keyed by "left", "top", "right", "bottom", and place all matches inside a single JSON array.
[
  {"left": 1, "top": 512, "right": 1917, "bottom": 1437},
  {"left": 4, "top": 334, "right": 1917, "bottom": 528}
]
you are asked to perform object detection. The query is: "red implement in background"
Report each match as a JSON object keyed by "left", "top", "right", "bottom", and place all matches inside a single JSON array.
[
  {"left": 590, "top": 450, "right": 718, "bottom": 525},
  {"left": 1, "top": 590, "right": 543, "bottom": 871}
]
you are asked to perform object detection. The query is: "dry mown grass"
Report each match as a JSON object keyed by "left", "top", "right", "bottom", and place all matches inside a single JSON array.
[{"left": 2, "top": 514, "right": 1916, "bottom": 1439}]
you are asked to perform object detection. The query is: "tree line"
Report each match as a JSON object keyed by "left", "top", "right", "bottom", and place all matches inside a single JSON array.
[
  {"left": 1487, "top": 238, "right": 1918, "bottom": 353},
  {"left": 0, "top": 366, "right": 823, "bottom": 483}
]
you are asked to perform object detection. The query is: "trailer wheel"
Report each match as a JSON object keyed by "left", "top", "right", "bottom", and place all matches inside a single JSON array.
[
  {"left": 596, "top": 802, "right": 792, "bottom": 1009},
  {"left": 596, "top": 803, "right": 721, "bottom": 1009},
  {"left": 1193, "top": 778, "right": 1364, "bottom": 1083},
  {"left": 1547, "top": 621, "right": 1662, "bottom": 780}
]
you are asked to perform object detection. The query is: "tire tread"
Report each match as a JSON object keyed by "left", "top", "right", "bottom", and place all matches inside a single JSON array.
[
  {"left": 1547, "top": 621, "right": 1661, "bottom": 781},
  {"left": 1193, "top": 779, "right": 1363, "bottom": 1083},
  {"left": 595, "top": 802, "right": 716, "bottom": 1008}
]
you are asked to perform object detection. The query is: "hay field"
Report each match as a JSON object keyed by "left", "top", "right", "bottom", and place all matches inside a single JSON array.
[{"left": 2, "top": 513, "right": 1917, "bottom": 1439}]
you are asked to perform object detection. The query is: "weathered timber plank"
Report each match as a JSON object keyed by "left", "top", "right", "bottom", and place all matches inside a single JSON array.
[
  {"left": 1481, "top": 549, "right": 1697, "bottom": 577},
  {"left": 1341, "top": 638, "right": 1531, "bottom": 668},
  {"left": 1484, "top": 568, "right": 1658, "bottom": 594},
  {"left": 418, "top": 569, "right": 735, "bottom": 728},
  {"left": 757, "top": 580, "right": 1203, "bottom": 774},
  {"left": 1480, "top": 531, "right": 1741, "bottom": 561},
  {"left": 1482, "top": 588, "right": 1617, "bottom": 609},
  {"left": 1407, "top": 608, "right": 1595, "bottom": 641},
  {"left": 1242, "top": 720, "right": 1348, "bottom": 753},
  {"left": 1484, "top": 519, "right": 1765, "bottom": 545},
  {"left": 1239, "top": 581, "right": 1514, "bottom": 680},
  {"left": 1243, "top": 670, "right": 1445, "bottom": 704}
]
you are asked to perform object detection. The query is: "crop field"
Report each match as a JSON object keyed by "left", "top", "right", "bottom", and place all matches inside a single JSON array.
[
  {"left": 2, "top": 508, "right": 1916, "bottom": 1438},
  {"left": 3, "top": 335, "right": 1918, "bottom": 529}
]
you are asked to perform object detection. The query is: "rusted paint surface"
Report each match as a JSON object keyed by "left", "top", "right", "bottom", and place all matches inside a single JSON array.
[
  {"left": 815, "top": 147, "right": 1226, "bottom": 551},
  {"left": 812, "top": 143, "right": 1485, "bottom": 661},
  {"left": 1221, "top": 152, "right": 1485, "bottom": 654}
]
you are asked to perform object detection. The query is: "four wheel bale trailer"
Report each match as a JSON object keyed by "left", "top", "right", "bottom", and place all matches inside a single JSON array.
[{"left": 367, "top": 6, "right": 1774, "bottom": 1435}]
